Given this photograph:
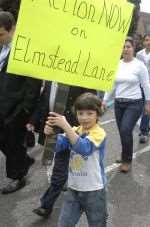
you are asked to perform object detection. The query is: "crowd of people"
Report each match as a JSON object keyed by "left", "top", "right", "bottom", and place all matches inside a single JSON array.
[{"left": 0, "top": 10, "right": 150, "bottom": 227}]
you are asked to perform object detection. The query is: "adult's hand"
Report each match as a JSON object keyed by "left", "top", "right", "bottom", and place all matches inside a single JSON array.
[{"left": 26, "top": 123, "right": 35, "bottom": 132}]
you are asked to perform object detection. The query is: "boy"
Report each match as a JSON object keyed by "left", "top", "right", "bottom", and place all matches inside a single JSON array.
[
  {"left": 31, "top": 84, "right": 96, "bottom": 217},
  {"left": 45, "top": 93, "right": 107, "bottom": 227}
]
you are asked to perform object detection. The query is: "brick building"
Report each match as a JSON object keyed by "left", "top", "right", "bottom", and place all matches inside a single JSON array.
[{"left": 137, "top": 11, "right": 150, "bottom": 35}]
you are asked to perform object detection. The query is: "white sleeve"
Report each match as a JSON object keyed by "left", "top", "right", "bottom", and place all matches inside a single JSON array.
[
  {"left": 136, "top": 51, "right": 143, "bottom": 62},
  {"left": 103, "top": 84, "right": 116, "bottom": 103},
  {"left": 136, "top": 52, "right": 140, "bottom": 60},
  {"left": 139, "top": 62, "right": 150, "bottom": 101}
]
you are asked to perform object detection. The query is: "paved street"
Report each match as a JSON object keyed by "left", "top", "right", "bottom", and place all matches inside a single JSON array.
[{"left": 1, "top": 108, "right": 150, "bottom": 227}]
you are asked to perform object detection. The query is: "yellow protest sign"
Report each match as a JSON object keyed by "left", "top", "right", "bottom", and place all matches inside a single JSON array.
[{"left": 7, "top": 0, "right": 133, "bottom": 91}]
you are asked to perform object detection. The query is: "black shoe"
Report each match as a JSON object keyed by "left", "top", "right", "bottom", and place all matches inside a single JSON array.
[
  {"left": 1, "top": 178, "right": 26, "bottom": 194},
  {"left": 32, "top": 207, "right": 51, "bottom": 218}
]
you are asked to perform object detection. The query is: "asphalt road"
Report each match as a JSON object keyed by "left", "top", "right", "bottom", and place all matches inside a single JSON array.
[{"left": 1, "top": 108, "right": 150, "bottom": 227}]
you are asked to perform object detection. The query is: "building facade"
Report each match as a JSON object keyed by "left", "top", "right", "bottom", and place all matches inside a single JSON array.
[{"left": 137, "top": 12, "right": 150, "bottom": 35}]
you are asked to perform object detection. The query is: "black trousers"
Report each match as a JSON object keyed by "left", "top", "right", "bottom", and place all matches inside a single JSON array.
[
  {"left": 0, "top": 112, "right": 32, "bottom": 180},
  {"left": 40, "top": 149, "right": 70, "bottom": 210}
]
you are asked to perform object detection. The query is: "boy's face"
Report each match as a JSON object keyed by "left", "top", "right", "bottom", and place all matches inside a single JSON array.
[{"left": 76, "top": 109, "right": 98, "bottom": 130}]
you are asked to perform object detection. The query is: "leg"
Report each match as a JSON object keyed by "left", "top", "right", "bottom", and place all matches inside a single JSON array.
[
  {"left": 4, "top": 112, "right": 33, "bottom": 180},
  {"left": 0, "top": 112, "right": 34, "bottom": 194},
  {"left": 140, "top": 112, "right": 150, "bottom": 135},
  {"left": 114, "top": 101, "right": 126, "bottom": 162},
  {"left": 57, "top": 190, "right": 82, "bottom": 227},
  {"left": 139, "top": 112, "right": 150, "bottom": 143},
  {"left": 40, "top": 150, "right": 70, "bottom": 211},
  {"left": 0, "top": 118, "right": 5, "bottom": 152},
  {"left": 139, "top": 89, "right": 148, "bottom": 142},
  {"left": 118, "top": 101, "right": 143, "bottom": 163},
  {"left": 83, "top": 189, "right": 107, "bottom": 227},
  {"left": 114, "top": 101, "right": 125, "bottom": 132}
]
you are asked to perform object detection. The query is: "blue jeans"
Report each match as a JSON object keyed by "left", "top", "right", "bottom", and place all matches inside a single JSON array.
[
  {"left": 140, "top": 112, "right": 150, "bottom": 135},
  {"left": 57, "top": 188, "right": 107, "bottom": 227},
  {"left": 115, "top": 99, "right": 143, "bottom": 163},
  {"left": 40, "top": 149, "right": 70, "bottom": 210},
  {"left": 139, "top": 88, "right": 150, "bottom": 135}
]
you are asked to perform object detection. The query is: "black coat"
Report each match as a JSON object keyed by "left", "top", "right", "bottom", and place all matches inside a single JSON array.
[
  {"left": 0, "top": 55, "right": 41, "bottom": 123},
  {"left": 30, "top": 81, "right": 96, "bottom": 145}
]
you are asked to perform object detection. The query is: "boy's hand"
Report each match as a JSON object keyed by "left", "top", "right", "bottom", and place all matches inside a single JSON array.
[
  {"left": 44, "top": 124, "right": 54, "bottom": 135},
  {"left": 47, "top": 112, "right": 69, "bottom": 130},
  {"left": 47, "top": 112, "right": 78, "bottom": 145}
]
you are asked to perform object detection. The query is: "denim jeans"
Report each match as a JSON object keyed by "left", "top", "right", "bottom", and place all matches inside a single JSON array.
[
  {"left": 40, "top": 149, "right": 70, "bottom": 210},
  {"left": 140, "top": 112, "right": 150, "bottom": 135},
  {"left": 139, "top": 88, "right": 150, "bottom": 135},
  {"left": 115, "top": 99, "right": 143, "bottom": 163},
  {"left": 57, "top": 188, "right": 107, "bottom": 227}
]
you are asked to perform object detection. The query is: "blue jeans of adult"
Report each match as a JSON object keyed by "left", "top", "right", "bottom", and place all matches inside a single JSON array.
[
  {"left": 115, "top": 99, "right": 143, "bottom": 163},
  {"left": 140, "top": 106, "right": 150, "bottom": 136},
  {"left": 139, "top": 88, "right": 150, "bottom": 135},
  {"left": 57, "top": 188, "right": 107, "bottom": 227}
]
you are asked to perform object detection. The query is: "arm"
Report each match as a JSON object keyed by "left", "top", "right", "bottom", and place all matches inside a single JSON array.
[
  {"left": 136, "top": 51, "right": 141, "bottom": 60},
  {"left": 139, "top": 63, "right": 150, "bottom": 114},
  {"left": 136, "top": 51, "right": 144, "bottom": 62},
  {"left": 139, "top": 63, "right": 150, "bottom": 101},
  {"left": 45, "top": 113, "right": 77, "bottom": 152},
  {"left": 46, "top": 112, "right": 104, "bottom": 156},
  {"left": 46, "top": 112, "right": 79, "bottom": 145},
  {"left": 55, "top": 134, "right": 70, "bottom": 152},
  {"left": 71, "top": 137, "right": 95, "bottom": 156},
  {"left": 102, "top": 84, "right": 116, "bottom": 107}
]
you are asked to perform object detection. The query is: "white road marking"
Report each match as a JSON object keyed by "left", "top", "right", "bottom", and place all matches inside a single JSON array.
[
  {"left": 106, "top": 144, "right": 150, "bottom": 173},
  {"left": 101, "top": 119, "right": 115, "bottom": 125}
]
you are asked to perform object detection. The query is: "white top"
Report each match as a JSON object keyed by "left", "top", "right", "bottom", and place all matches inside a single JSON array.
[
  {"left": 103, "top": 58, "right": 150, "bottom": 102},
  {"left": 136, "top": 49, "right": 150, "bottom": 78}
]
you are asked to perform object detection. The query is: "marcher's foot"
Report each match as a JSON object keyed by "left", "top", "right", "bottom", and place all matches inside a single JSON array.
[
  {"left": 1, "top": 178, "right": 26, "bottom": 194},
  {"left": 120, "top": 163, "right": 131, "bottom": 173},
  {"left": 139, "top": 134, "right": 149, "bottom": 144},
  {"left": 32, "top": 207, "right": 51, "bottom": 218}
]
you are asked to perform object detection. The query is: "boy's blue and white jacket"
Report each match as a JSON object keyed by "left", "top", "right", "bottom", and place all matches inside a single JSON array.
[{"left": 56, "top": 124, "right": 106, "bottom": 191}]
